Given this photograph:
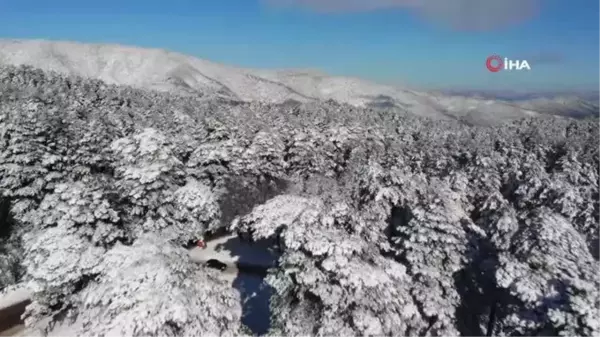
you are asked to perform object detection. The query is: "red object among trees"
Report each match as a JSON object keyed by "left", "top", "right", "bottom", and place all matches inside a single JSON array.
[{"left": 196, "top": 240, "right": 206, "bottom": 249}]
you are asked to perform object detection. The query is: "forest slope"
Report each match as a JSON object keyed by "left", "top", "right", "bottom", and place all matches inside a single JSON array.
[{"left": 0, "top": 65, "right": 598, "bottom": 336}]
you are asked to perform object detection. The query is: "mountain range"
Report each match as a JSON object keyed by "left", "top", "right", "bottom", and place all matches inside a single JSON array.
[{"left": 0, "top": 39, "right": 597, "bottom": 124}]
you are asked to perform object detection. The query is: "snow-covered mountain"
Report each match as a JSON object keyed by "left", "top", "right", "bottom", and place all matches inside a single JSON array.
[
  {"left": 442, "top": 89, "right": 599, "bottom": 118},
  {"left": 518, "top": 96, "right": 600, "bottom": 118},
  {"left": 0, "top": 39, "right": 311, "bottom": 103},
  {"left": 0, "top": 39, "right": 596, "bottom": 123}
]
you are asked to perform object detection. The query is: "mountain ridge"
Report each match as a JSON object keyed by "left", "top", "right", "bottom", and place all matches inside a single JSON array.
[{"left": 0, "top": 39, "right": 597, "bottom": 123}]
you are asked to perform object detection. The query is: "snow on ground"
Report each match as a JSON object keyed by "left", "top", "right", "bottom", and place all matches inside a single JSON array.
[
  {"left": 189, "top": 234, "right": 275, "bottom": 335},
  {"left": 189, "top": 233, "right": 278, "bottom": 271},
  {"left": 0, "top": 288, "right": 31, "bottom": 309}
]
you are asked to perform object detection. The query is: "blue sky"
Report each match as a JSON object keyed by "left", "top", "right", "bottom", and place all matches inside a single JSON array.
[{"left": 0, "top": 0, "right": 597, "bottom": 92}]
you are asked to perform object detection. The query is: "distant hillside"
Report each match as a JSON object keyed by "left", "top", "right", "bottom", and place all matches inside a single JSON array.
[{"left": 0, "top": 39, "right": 597, "bottom": 124}]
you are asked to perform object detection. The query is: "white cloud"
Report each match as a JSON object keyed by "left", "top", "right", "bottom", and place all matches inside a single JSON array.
[{"left": 264, "top": 0, "right": 540, "bottom": 31}]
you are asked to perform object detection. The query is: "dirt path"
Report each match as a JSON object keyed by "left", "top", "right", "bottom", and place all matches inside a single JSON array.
[{"left": 0, "top": 324, "right": 27, "bottom": 337}]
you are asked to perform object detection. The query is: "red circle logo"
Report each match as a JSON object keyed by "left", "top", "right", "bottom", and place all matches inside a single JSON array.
[{"left": 486, "top": 55, "right": 503, "bottom": 72}]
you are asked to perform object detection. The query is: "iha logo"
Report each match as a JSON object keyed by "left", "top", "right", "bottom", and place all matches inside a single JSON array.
[{"left": 486, "top": 55, "right": 531, "bottom": 72}]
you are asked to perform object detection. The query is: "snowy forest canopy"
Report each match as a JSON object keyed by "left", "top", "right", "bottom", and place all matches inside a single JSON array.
[{"left": 0, "top": 65, "right": 598, "bottom": 336}]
